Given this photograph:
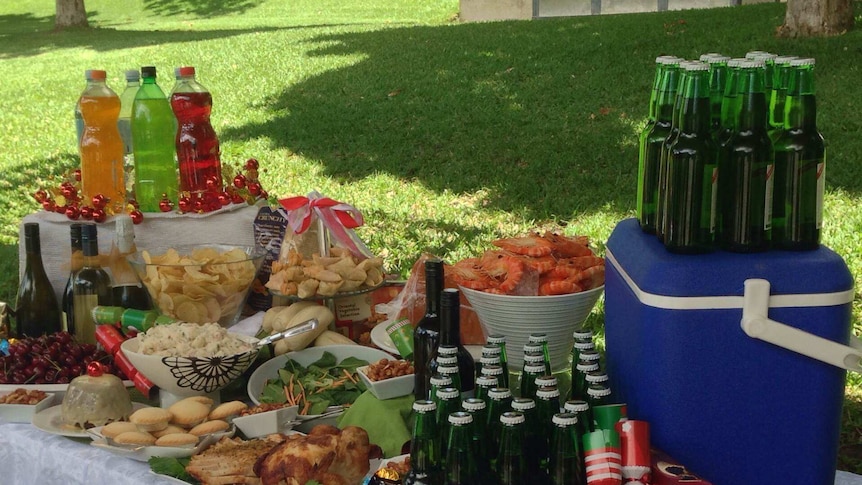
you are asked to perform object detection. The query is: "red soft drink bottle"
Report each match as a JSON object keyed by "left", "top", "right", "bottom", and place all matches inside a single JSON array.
[{"left": 170, "top": 66, "right": 222, "bottom": 212}]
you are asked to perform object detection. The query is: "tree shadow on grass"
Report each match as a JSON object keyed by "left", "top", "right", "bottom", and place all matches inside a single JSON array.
[
  {"left": 0, "top": 242, "right": 18, "bottom": 305},
  {"left": 142, "top": 0, "right": 261, "bottom": 18},
  {"left": 0, "top": 13, "right": 55, "bottom": 36}
]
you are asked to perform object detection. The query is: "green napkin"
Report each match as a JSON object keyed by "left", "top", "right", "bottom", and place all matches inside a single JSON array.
[{"left": 337, "top": 390, "right": 415, "bottom": 458}]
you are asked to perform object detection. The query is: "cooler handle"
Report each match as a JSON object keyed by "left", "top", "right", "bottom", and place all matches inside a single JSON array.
[{"left": 741, "top": 279, "right": 862, "bottom": 372}]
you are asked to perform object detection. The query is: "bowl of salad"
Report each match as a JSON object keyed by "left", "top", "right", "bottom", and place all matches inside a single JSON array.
[{"left": 247, "top": 345, "right": 391, "bottom": 432}]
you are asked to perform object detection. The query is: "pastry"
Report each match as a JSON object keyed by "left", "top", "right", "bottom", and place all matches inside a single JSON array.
[
  {"left": 113, "top": 430, "right": 157, "bottom": 446},
  {"left": 189, "top": 419, "right": 230, "bottom": 436},
  {"left": 208, "top": 400, "right": 247, "bottom": 420},
  {"left": 168, "top": 399, "right": 210, "bottom": 427},
  {"left": 155, "top": 432, "right": 199, "bottom": 447},
  {"left": 60, "top": 362, "right": 132, "bottom": 429},
  {"left": 101, "top": 421, "right": 138, "bottom": 439},
  {"left": 129, "top": 407, "right": 173, "bottom": 432},
  {"left": 152, "top": 424, "right": 187, "bottom": 438}
]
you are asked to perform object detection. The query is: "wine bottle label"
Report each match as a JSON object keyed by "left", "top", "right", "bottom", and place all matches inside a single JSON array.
[
  {"left": 61, "top": 311, "right": 69, "bottom": 333},
  {"left": 763, "top": 163, "right": 774, "bottom": 231},
  {"left": 73, "top": 294, "right": 99, "bottom": 345},
  {"left": 816, "top": 159, "right": 825, "bottom": 229}
]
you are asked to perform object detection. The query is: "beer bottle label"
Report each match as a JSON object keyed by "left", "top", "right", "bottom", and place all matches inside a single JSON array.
[
  {"left": 816, "top": 158, "right": 826, "bottom": 229},
  {"left": 709, "top": 167, "right": 718, "bottom": 234},
  {"left": 763, "top": 163, "right": 774, "bottom": 231}
]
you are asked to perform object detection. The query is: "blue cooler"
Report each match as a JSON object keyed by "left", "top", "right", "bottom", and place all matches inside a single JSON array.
[{"left": 604, "top": 218, "right": 856, "bottom": 485}]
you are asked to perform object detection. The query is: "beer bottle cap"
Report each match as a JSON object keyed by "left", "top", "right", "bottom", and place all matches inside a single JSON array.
[
  {"left": 745, "top": 50, "right": 771, "bottom": 59},
  {"left": 535, "top": 375, "right": 558, "bottom": 388},
  {"left": 552, "top": 412, "right": 579, "bottom": 427},
  {"left": 698, "top": 52, "right": 723, "bottom": 62},
  {"left": 480, "top": 364, "right": 504, "bottom": 377},
  {"left": 523, "top": 343, "right": 543, "bottom": 353},
  {"left": 774, "top": 55, "right": 798, "bottom": 66},
  {"left": 486, "top": 335, "right": 506, "bottom": 345},
  {"left": 727, "top": 58, "right": 747, "bottom": 68},
  {"left": 462, "top": 398, "right": 486, "bottom": 411},
  {"left": 476, "top": 376, "right": 498, "bottom": 387},
  {"left": 438, "top": 365, "right": 459, "bottom": 376},
  {"left": 579, "top": 350, "right": 601, "bottom": 362},
  {"left": 790, "top": 57, "right": 816, "bottom": 67},
  {"left": 684, "top": 62, "right": 709, "bottom": 72},
  {"left": 750, "top": 52, "right": 777, "bottom": 62},
  {"left": 739, "top": 59, "right": 765, "bottom": 69},
  {"left": 413, "top": 400, "right": 437, "bottom": 413},
  {"left": 488, "top": 387, "right": 512, "bottom": 400},
  {"left": 511, "top": 397, "right": 536, "bottom": 411},
  {"left": 572, "top": 329, "right": 594, "bottom": 340},
  {"left": 537, "top": 387, "right": 561, "bottom": 399},
  {"left": 481, "top": 344, "right": 501, "bottom": 356},
  {"left": 587, "top": 385, "right": 612, "bottom": 398},
  {"left": 429, "top": 374, "right": 453, "bottom": 387},
  {"left": 573, "top": 341, "right": 595, "bottom": 351},
  {"left": 436, "top": 387, "right": 460, "bottom": 400},
  {"left": 564, "top": 400, "right": 590, "bottom": 413},
  {"left": 576, "top": 362, "right": 599, "bottom": 373},
  {"left": 437, "top": 344, "right": 458, "bottom": 356},
  {"left": 585, "top": 371, "right": 609, "bottom": 384},
  {"left": 528, "top": 333, "right": 548, "bottom": 344},
  {"left": 523, "top": 352, "right": 545, "bottom": 364},
  {"left": 448, "top": 411, "right": 473, "bottom": 425},
  {"left": 436, "top": 355, "right": 458, "bottom": 366},
  {"left": 480, "top": 355, "right": 501, "bottom": 366},
  {"left": 706, "top": 55, "right": 731, "bottom": 64},
  {"left": 500, "top": 411, "right": 525, "bottom": 426},
  {"left": 656, "top": 56, "right": 683, "bottom": 65},
  {"left": 524, "top": 363, "right": 546, "bottom": 374}
]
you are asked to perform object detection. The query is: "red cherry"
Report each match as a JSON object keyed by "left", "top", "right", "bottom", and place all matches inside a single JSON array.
[
  {"left": 41, "top": 199, "right": 56, "bottom": 212},
  {"left": 129, "top": 209, "right": 143, "bottom": 224},
  {"left": 192, "top": 198, "right": 204, "bottom": 212},
  {"left": 79, "top": 206, "right": 94, "bottom": 220},
  {"left": 65, "top": 206, "right": 80, "bottom": 220},
  {"left": 247, "top": 182, "right": 261, "bottom": 196},
  {"left": 159, "top": 194, "right": 174, "bottom": 212},
  {"left": 86, "top": 361, "right": 104, "bottom": 377},
  {"left": 33, "top": 190, "right": 48, "bottom": 203},
  {"left": 231, "top": 192, "right": 245, "bottom": 204},
  {"left": 245, "top": 158, "right": 259, "bottom": 170},
  {"left": 54, "top": 204, "right": 67, "bottom": 214},
  {"left": 92, "top": 208, "right": 107, "bottom": 223},
  {"left": 178, "top": 196, "right": 192, "bottom": 213},
  {"left": 218, "top": 192, "right": 231, "bottom": 207},
  {"left": 233, "top": 174, "right": 247, "bottom": 189},
  {"left": 74, "top": 169, "right": 82, "bottom": 182},
  {"left": 205, "top": 176, "right": 220, "bottom": 190},
  {"left": 61, "top": 185, "right": 78, "bottom": 200},
  {"left": 91, "top": 194, "right": 107, "bottom": 209}
]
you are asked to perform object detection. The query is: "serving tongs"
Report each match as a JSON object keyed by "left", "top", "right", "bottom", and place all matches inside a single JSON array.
[{"left": 255, "top": 318, "right": 319, "bottom": 350}]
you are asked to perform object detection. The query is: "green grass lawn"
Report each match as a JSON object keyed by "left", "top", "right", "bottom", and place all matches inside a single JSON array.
[{"left": 2, "top": 0, "right": 862, "bottom": 473}]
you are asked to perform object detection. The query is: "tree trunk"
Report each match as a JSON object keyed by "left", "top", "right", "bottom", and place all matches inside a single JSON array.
[
  {"left": 55, "top": 0, "right": 88, "bottom": 29},
  {"left": 778, "top": 0, "right": 853, "bottom": 37}
]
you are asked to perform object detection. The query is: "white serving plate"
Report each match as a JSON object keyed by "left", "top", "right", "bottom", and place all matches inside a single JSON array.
[
  {"left": 369, "top": 321, "right": 399, "bottom": 355},
  {"left": 87, "top": 424, "right": 235, "bottom": 462},
  {"left": 0, "top": 390, "right": 57, "bottom": 423},
  {"left": 233, "top": 405, "right": 299, "bottom": 439},
  {"left": 31, "top": 402, "right": 148, "bottom": 438}
]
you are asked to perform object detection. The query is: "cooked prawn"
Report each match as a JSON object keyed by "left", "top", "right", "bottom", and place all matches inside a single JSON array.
[
  {"left": 571, "top": 265, "right": 605, "bottom": 290},
  {"left": 448, "top": 258, "right": 496, "bottom": 291},
  {"left": 492, "top": 234, "right": 556, "bottom": 257},
  {"left": 541, "top": 232, "right": 593, "bottom": 258},
  {"left": 538, "top": 275, "right": 583, "bottom": 296},
  {"left": 480, "top": 251, "right": 529, "bottom": 294}
]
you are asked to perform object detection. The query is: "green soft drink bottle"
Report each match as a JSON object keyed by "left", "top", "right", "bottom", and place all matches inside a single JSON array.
[
  {"left": 772, "top": 58, "right": 825, "bottom": 250},
  {"left": 663, "top": 61, "right": 717, "bottom": 254},
  {"left": 118, "top": 69, "right": 140, "bottom": 184},
  {"left": 719, "top": 59, "right": 774, "bottom": 252},
  {"left": 132, "top": 66, "right": 178, "bottom": 212}
]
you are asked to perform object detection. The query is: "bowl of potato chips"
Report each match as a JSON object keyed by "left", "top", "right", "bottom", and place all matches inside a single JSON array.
[{"left": 128, "top": 244, "right": 265, "bottom": 328}]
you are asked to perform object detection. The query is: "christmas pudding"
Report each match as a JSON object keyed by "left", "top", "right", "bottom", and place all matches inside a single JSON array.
[{"left": 61, "top": 362, "right": 132, "bottom": 429}]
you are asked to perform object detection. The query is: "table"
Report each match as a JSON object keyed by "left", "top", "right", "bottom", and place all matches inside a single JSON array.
[{"left": 2, "top": 419, "right": 861, "bottom": 485}]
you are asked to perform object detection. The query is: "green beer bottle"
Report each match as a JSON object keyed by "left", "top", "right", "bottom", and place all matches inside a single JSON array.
[
  {"left": 638, "top": 57, "right": 682, "bottom": 234},
  {"left": 706, "top": 55, "right": 731, "bottom": 133},
  {"left": 443, "top": 412, "right": 479, "bottom": 485},
  {"left": 529, "top": 333, "right": 553, "bottom": 375},
  {"left": 663, "top": 61, "right": 717, "bottom": 253},
  {"left": 462, "top": 398, "right": 494, "bottom": 483},
  {"left": 772, "top": 58, "right": 825, "bottom": 250},
  {"left": 486, "top": 334, "right": 509, "bottom": 388},
  {"left": 511, "top": 397, "right": 543, "bottom": 477},
  {"left": 656, "top": 61, "right": 692, "bottom": 242},
  {"left": 437, "top": 364, "right": 462, "bottom": 395},
  {"left": 403, "top": 400, "right": 442, "bottom": 485},
  {"left": 479, "top": 364, "right": 505, "bottom": 389},
  {"left": 520, "top": 360, "right": 546, "bottom": 400},
  {"left": 486, "top": 387, "right": 513, "bottom": 463},
  {"left": 477, "top": 354, "right": 502, "bottom": 380},
  {"left": 475, "top": 375, "right": 498, "bottom": 403},
  {"left": 563, "top": 399, "right": 592, "bottom": 453},
  {"left": 496, "top": 411, "right": 528, "bottom": 485},
  {"left": 718, "top": 59, "right": 774, "bottom": 252},
  {"left": 768, "top": 55, "right": 799, "bottom": 137},
  {"left": 570, "top": 349, "right": 600, "bottom": 401},
  {"left": 716, "top": 58, "right": 746, "bottom": 145},
  {"left": 749, "top": 52, "right": 777, "bottom": 102},
  {"left": 430, "top": 373, "right": 453, "bottom": 409},
  {"left": 435, "top": 387, "right": 460, "bottom": 465},
  {"left": 549, "top": 413, "right": 585, "bottom": 485}
]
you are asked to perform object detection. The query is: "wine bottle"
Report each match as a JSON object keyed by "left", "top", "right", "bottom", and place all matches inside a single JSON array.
[
  {"left": 440, "top": 288, "right": 475, "bottom": 398},
  {"left": 73, "top": 224, "right": 113, "bottom": 344},
  {"left": 62, "top": 222, "right": 84, "bottom": 334},
  {"left": 15, "top": 223, "right": 62, "bottom": 337},
  {"left": 110, "top": 214, "right": 152, "bottom": 310},
  {"left": 413, "top": 258, "right": 443, "bottom": 400}
]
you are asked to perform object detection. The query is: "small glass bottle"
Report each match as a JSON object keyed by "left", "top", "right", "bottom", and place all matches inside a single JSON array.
[
  {"left": 564, "top": 399, "right": 592, "bottom": 451},
  {"left": 529, "top": 333, "right": 553, "bottom": 374},
  {"left": 479, "top": 364, "right": 505, "bottom": 389},
  {"left": 475, "top": 375, "right": 498, "bottom": 404},
  {"left": 462, "top": 398, "right": 493, "bottom": 482},
  {"left": 520, "top": 358, "right": 547, "bottom": 400},
  {"left": 486, "top": 387, "right": 513, "bottom": 463},
  {"left": 110, "top": 214, "right": 152, "bottom": 310}
]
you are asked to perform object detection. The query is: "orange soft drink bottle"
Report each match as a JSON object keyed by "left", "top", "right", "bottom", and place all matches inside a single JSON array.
[{"left": 79, "top": 69, "right": 126, "bottom": 213}]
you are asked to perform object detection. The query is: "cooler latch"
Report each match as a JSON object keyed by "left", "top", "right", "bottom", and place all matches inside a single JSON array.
[{"left": 741, "top": 278, "right": 862, "bottom": 372}]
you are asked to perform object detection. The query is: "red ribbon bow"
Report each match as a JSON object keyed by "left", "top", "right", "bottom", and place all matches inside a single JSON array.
[{"left": 278, "top": 195, "right": 364, "bottom": 235}]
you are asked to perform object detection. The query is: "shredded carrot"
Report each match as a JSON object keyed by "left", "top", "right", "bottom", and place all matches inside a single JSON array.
[
  {"left": 283, "top": 385, "right": 291, "bottom": 403},
  {"left": 343, "top": 369, "right": 357, "bottom": 384},
  {"left": 301, "top": 399, "right": 311, "bottom": 415}
]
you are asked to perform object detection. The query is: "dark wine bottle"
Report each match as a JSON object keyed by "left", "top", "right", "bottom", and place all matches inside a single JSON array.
[
  {"left": 72, "top": 224, "right": 113, "bottom": 344},
  {"left": 413, "top": 258, "right": 443, "bottom": 400},
  {"left": 62, "top": 223, "right": 84, "bottom": 335},
  {"left": 440, "top": 288, "right": 475, "bottom": 398},
  {"left": 110, "top": 214, "right": 152, "bottom": 310},
  {"left": 15, "top": 223, "right": 62, "bottom": 337}
]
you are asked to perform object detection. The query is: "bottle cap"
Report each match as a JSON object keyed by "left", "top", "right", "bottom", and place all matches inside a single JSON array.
[
  {"left": 89, "top": 69, "right": 107, "bottom": 80},
  {"left": 476, "top": 375, "right": 498, "bottom": 387},
  {"left": 429, "top": 374, "right": 453, "bottom": 387},
  {"left": 481, "top": 344, "right": 501, "bottom": 356},
  {"left": 706, "top": 55, "right": 731, "bottom": 64},
  {"left": 585, "top": 371, "right": 609, "bottom": 384},
  {"left": 413, "top": 400, "right": 437, "bottom": 413},
  {"left": 69, "top": 223, "right": 83, "bottom": 248},
  {"left": 436, "top": 355, "right": 458, "bottom": 366},
  {"left": 524, "top": 363, "right": 546, "bottom": 374},
  {"left": 537, "top": 387, "right": 561, "bottom": 399},
  {"left": 739, "top": 59, "right": 765, "bottom": 69},
  {"left": 437, "top": 365, "right": 459, "bottom": 376},
  {"left": 523, "top": 352, "right": 545, "bottom": 364},
  {"left": 437, "top": 344, "right": 458, "bottom": 356},
  {"left": 425, "top": 258, "right": 443, "bottom": 276},
  {"left": 587, "top": 385, "right": 612, "bottom": 398},
  {"left": 564, "top": 400, "right": 590, "bottom": 413},
  {"left": 727, "top": 58, "right": 747, "bottom": 68},
  {"left": 81, "top": 223, "right": 98, "bottom": 244},
  {"left": 656, "top": 56, "right": 682, "bottom": 65},
  {"left": 698, "top": 52, "right": 721, "bottom": 61},
  {"left": 462, "top": 398, "right": 486, "bottom": 411},
  {"left": 511, "top": 397, "right": 536, "bottom": 411},
  {"left": 552, "top": 412, "right": 579, "bottom": 427},
  {"left": 125, "top": 69, "right": 140, "bottom": 82},
  {"left": 684, "top": 62, "right": 709, "bottom": 72},
  {"left": 774, "top": 55, "right": 798, "bottom": 65},
  {"left": 573, "top": 341, "right": 595, "bottom": 351},
  {"left": 440, "top": 288, "right": 460, "bottom": 310},
  {"left": 535, "top": 375, "right": 558, "bottom": 388},
  {"left": 448, "top": 411, "right": 473, "bottom": 425},
  {"left": 480, "top": 364, "right": 503, "bottom": 376},
  {"left": 576, "top": 362, "right": 600, "bottom": 373},
  {"left": 23, "top": 222, "right": 39, "bottom": 241},
  {"left": 84, "top": 69, "right": 95, "bottom": 81},
  {"left": 523, "top": 343, "right": 543, "bottom": 353},
  {"left": 579, "top": 350, "right": 601, "bottom": 362},
  {"left": 436, "top": 387, "right": 459, "bottom": 400},
  {"left": 486, "top": 334, "right": 506, "bottom": 345},
  {"left": 572, "top": 329, "right": 593, "bottom": 340},
  {"left": 745, "top": 50, "right": 770, "bottom": 59},
  {"left": 141, "top": 66, "right": 157, "bottom": 78},
  {"left": 480, "top": 355, "right": 501, "bottom": 366},
  {"left": 750, "top": 52, "right": 778, "bottom": 62},
  {"left": 500, "top": 411, "right": 525, "bottom": 426},
  {"left": 528, "top": 333, "right": 548, "bottom": 344},
  {"left": 178, "top": 66, "right": 196, "bottom": 77},
  {"left": 488, "top": 387, "right": 512, "bottom": 400},
  {"left": 790, "top": 57, "right": 816, "bottom": 67}
]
